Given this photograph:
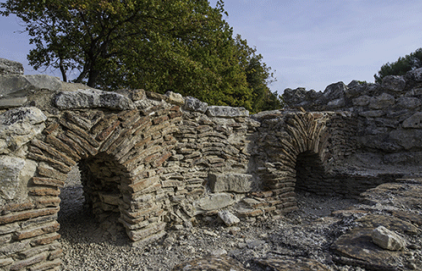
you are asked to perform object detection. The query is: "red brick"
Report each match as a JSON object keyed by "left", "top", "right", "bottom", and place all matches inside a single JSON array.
[
  {"left": 29, "top": 187, "right": 60, "bottom": 197},
  {"left": 30, "top": 233, "right": 61, "bottom": 246},
  {"left": 9, "top": 252, "right": 47, "bottom": 271},
  {"left": 15, "top": 221, "right": 60, "bottom": 240},
  {"left": 0, "top": 208, "right": 59, "bottom": 225},
  {"left": 31, "top": 177, "right": 64, "bottom": 188},
  {"left": 96, "top": 120, "right": 121, "bottom": 141}
]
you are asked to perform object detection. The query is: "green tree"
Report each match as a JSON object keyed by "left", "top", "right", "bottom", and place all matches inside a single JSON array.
[
  {"left": 235, "top": 35, "right": 283, "bottom": 113},
  {"left": 1, "top": 0, "right": 278, "bottom": 112},
  {"left": 374, "top": 48, "right": 422, "bottom": 83}
]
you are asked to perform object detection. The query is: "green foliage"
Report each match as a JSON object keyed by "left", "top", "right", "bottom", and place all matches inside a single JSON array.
[
  {"left": 235, "top": 36, "right": 283, "bottom": 113},
  {"left": 1, "top": 0, "right": 280, "bottom": 113},
  {"left": 374, "top": 48, "right": 422, "bottom": 83}
]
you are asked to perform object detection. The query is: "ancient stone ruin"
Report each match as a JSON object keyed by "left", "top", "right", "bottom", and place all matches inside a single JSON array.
[{"left": 0, "top": 57, "right": 422, "bottom": 270}]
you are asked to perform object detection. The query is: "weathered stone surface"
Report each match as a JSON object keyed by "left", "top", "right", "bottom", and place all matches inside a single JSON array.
[
  {"left": 407, "top": 67, "right": 422, "bottom": 82},
  {"left": 332, "top": 228, "right": 406, "bottom": 270},
  {"left": 183, "top": 96, "right": 208, "bottom": 113},
  {"left": 254, "top": 257, "right": 330, "bottom": 271},
  {"left": 0, "top": 156, "right": 36, "bottom": 201},
  {"left": 372, "top": 226, "right": 406, "bottom": 251},
  {"left": 0, "top": 58, "right": 23, "bottom": 75},
  {"left": 323, "top": 81, "right": 346, "bottom": 100},
  {"left": 194, "top": 193, "right": 235, "bottom": 213},
  {"left": 382, "top": 75, "right": 406, "bottom": 92},
  {"left": 0, "top": 97, "right": 28, "bottom": 108},
  {"left": 358, "top": 110, "right": 385, "bottom": 118},
  {"left": 396, "top": 97, "right": 421, "bottom": 109},
  {"left": 173, "top": 255, "right": 247, "bottom": 271},
  {"left": 218, "top": 210, "right": 240, "bottom": 226},
  {"left": 327, "top": 97, "right": 345, "bottom": 108},
  {"left": 0, "top": 107, "right": 47, "bottom": 154},
  {"left": 369, "top": 93, "right": 395, "bottom": 109},
  {"left": 346, "top": 80, "right": 367, "bottom": 98},
  {"left": 55, "top": 89, "right": 135, "bottom": 110},
  {"left": 209, "top": 173, "right": 254, "bottom": 193},
  {"left": 402, "top": 112, "right": 422, "bottom": 128},
  {"left": 206, "top": 106, "right": 249, "bottom": 117},
  {"left": 0, "top": 75, "right": 61, "bottom": 100},
  {"left": 165, "top": 91, "right": 184, "bottom": 106},
  {"left": 389, "top": 129, "right": 422, "bottom": 150}
]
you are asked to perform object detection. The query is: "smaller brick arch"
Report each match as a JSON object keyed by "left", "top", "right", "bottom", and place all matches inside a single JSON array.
[{"left": 260, "top": 112, "right": 332, "bottom": 210}]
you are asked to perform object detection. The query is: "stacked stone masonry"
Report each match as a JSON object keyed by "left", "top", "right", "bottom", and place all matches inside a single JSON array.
[{"left": 1, "top": 57, "right": 422, "bottom": 270}]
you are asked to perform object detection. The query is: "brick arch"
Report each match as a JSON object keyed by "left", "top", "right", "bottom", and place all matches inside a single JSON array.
[
  {"left": 261, "top": 112, "right": 331, "bottom": 211},
  {"left": 25, "top": 105, "right": 182, "bottom": 253}
]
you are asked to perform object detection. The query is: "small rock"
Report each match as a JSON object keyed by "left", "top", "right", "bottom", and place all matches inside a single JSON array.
[
  {"left": 210, "top": 248, "right": 227, "bottom": 257},
  {"left": 218, "top": 210, "right": 240, "bottom": 227},
  {"left": 203, "top": 230, "right": 218, "bottom": 237},
  {"left": 372, "top": 226, "right": 406, "bottom": 251},
  {"left": 237, "top": 243, "right": 247, "bottom": 249}
]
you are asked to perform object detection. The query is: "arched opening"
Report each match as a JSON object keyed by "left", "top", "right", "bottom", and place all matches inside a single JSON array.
[
  {"left": 58, "top": 152, "right": 132, "bottom": 246},
  {"left": 294, "top": 151, "right": 326, "bottom": 195}
]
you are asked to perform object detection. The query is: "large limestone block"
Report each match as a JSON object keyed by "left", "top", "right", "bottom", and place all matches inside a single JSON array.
[
  {"left": 194, "top": 193, "right": 235, "bottom": 214},
  {"left": 372, "top": 226, "right": 406, "bottom": 251},
  {"left": 209, "top": 173, "right": 254, "bottom": 193},
  {"left": 0, "top": 58, "right": 23, "bottom": 76},
  {"left": 390, "top": 129, "right": 422, "bottom": 150},
  {"left": 183, "top": 96, "right": 208, "bottom": 113},
  {"left": 323, "top": 81, "right": 346, "bottom": 100},
  {"left": 165, "top": 91, "right": 184, "bottom": 106},
  {"left": 206, "top": 106, "right": 249, "bottom": 118},
  {"left": 402, "top": 112, "right": 422, "bottom": 128},
  {"left": 346, "top": 80, "right": 367, "bottom": 98},
  {"left": 407, "top": 67, "right": 422, "bottom": 82},
  {"left": 352, "top": 95, "right": 371, "bottom": 106},
  {"left": 55, "top": 89, "right": 135, "bottom": 110},
  {"left": 218, "top": 210, "right": 240, "bottom": 226},
  {"left": 382, "top": 75, "right": 406, "bottom": 92},
  {"left": 369, "top": 93, "right": 395, "bottom": 109},
  {"left": 0, "top": 107, "right": 47, "bottom": 154},
  {"left": 0, "top": 156, "right": 36, "bottom": 202},
  {"left": 396, "top": 96, "right": 421, "bottom": 109},
  {"left": 0, "top": 74, "right": 61, "bottom": 99}
]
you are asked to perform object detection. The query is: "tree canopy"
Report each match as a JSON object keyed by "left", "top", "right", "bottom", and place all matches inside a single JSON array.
[
  {"left": 1, "top": 0, "right": 282, "bottom": 113},
  {"left": 374, "top": 48, "right": 422, "bottom": 83}
]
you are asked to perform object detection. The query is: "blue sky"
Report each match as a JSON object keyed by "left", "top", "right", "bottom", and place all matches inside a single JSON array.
[{"left": 1, "top": 0, "right": 422, "bottom": 94}]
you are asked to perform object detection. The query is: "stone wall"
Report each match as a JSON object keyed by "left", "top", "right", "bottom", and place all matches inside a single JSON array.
[
  {"left": 283, "top": 68, "right": 422, "bottom": 172},
  {"left": 1, "top": 57, "right": 420, "bottom": 270}
]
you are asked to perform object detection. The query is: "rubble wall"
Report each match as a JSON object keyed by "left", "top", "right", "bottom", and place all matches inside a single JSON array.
[{"left": 283, "top": 68, "right": 422, "bottom": 172}]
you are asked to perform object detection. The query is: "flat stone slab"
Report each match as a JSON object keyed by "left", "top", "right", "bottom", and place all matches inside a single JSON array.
[
  {"left": 332, "top": 227, "right": 406, "bottom": 270},
  {"left": 194, "top": 193, "right": 235, "bottom": 214},
  {"left": 55, "top": 89, "right": 135, "bottom": 110},
  {"left": 172, "top": 255, "right": 246, "bottom": 271},
  {"left": 206, "top": 106, "right": 249, "bottom": 117},
  {"left": 356, "top": 214, "right": 419, "bottom": 235},
  {"left": 389, "top": 210, "right": 422, "bottom": 226},
  {"left": 209, "top": 173, "right": 254, "bottom": 193},
  {"left": 253, "top": 257, "right": 330, "bottom": 271},
  {"left": 360, "top": 179, "right": 422, "bottom": 210}
]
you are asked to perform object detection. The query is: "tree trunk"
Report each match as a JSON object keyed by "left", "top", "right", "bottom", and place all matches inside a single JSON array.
[{"left": 87, "top": 69, "right": 99, "bottom": 87}]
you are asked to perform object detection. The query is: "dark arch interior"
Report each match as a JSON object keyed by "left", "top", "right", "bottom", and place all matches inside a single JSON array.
[
  {"left": 58, "top": 153, "right": 132, "bottom": 245},
  {"left": 294, "top": 151, "right": 327, "bottom": 195},
  {"left": 78, "top": 153, "right": 128, "bottom": 224}
]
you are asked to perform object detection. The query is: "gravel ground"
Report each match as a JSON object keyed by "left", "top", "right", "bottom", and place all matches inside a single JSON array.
[{"left": 58, "top": 167, "right": 363, "bottom": 271}]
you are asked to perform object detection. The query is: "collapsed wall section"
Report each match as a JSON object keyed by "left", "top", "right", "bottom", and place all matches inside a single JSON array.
[
  {"left": 252, "top": 111, "right": 362, "bottom": 200},
  {"left": 283, "top": 68, "right": 422, "bottom": 174}
]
